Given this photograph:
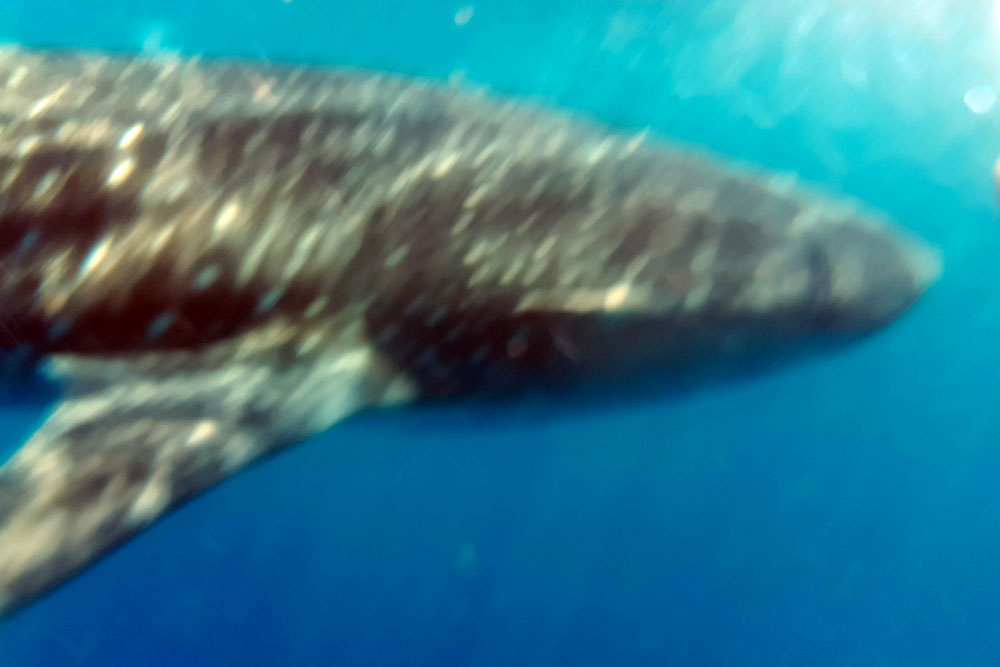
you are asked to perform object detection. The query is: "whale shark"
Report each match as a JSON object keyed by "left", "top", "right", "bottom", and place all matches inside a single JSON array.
[{"left": 0, "top": 46, "right": 939, "bottom": 617}]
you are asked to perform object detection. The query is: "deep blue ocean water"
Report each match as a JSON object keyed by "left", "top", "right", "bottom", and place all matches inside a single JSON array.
[{"left": 1, "top": 1, "right": 999, "bottom": 664}]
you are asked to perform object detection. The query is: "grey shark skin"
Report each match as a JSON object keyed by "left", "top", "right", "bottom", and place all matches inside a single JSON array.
[{"left": 0, "top": 46, "right": 938, "bottom": 617}]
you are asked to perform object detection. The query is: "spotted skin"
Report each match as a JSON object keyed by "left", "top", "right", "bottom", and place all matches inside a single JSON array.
[{"left": 0, "top": 46, "right": 939, "bottom": 617}]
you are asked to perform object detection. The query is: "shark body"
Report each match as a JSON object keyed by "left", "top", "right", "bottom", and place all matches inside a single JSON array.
[{"left": 0, "top": 47, "right": 938, "bottom": 617}]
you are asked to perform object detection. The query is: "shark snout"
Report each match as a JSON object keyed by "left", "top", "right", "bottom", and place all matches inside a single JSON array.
[{"left": 810, "top": 220, "right": 941, "bottom": 331}]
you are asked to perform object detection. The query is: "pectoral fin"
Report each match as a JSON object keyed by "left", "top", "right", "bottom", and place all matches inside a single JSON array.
[{"left": 0, "top": 321, "right": 413, "bottom": 617}]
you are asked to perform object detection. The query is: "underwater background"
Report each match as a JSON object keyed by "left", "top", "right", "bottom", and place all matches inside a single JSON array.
[{"left": 1, "top": 0, "right": 998, "bottom": 664}]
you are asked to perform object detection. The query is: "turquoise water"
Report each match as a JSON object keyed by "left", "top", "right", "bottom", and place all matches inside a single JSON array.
[{"left": 1, "top": 1, "right": 999, "bottom": 664}]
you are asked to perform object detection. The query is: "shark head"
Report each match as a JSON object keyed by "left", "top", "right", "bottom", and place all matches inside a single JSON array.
[
  {"left": 357, "top": 146, "right": 940, "bottom": 397},
  {"left": 791, "top": 215, "right": 941, "bottom": 331}
]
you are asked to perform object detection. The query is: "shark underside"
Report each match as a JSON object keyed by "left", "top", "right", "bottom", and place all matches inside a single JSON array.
[{"left": 0, "top": 46, "right": 939, "bottom": 617}]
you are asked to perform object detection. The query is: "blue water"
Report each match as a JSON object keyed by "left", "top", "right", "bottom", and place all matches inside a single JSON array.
[{"left": 2, "top": 1, "right": 999, "bottom": 664}]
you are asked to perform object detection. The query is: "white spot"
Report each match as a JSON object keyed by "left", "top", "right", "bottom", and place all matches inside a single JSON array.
[
  {"left": 7, "top": 65, "right": 27, "bottom": 88},
  {"left": 463, "top": 240, "right": 489, "bottom": 265},
  {"left": 624, "top": 130, "right": 648, "bottom": 155},
  {"left": 283, "top": 224, "right": 322, "bottom": 281},
  {"left": 149, "top": 227, "right": 174, "bottom": 253},
  {"left": 452, "top": 211, "right": 476, "bottom": 236},
  {"left": 384, "top": 244, "right": 410, "bottom": 268},
  {"left": 382, "top": 376, "right": 419, "bottom": 405},
  {"left": 78, "top": 237, "right": 112, "bottom": 278},
  {"left": 297, "top": 331, "right": 325, "bottom": 356},
  {"left": 214, "top": 200, "right": 241, "bottom": 233},
  {"left": 603, "top": 283, "right": 631, "bottom": 310},
  {"left": 533, "top": 235, "right": 558, "bottom": 261},
  {"left": 107, "top": 159, "right": 136, "bottom": 187},
  {"left": 683, "top": 281, "right": 713, "bottom": 310},
  {"left": 146, "top": 312, "right": 176, "bottom": 340},
  {"left": 27, "top": 449, "right": 69, "bottom": 483},
  {"left": 499, "top": 259, "right": 523, "bottom": 285},
  {"left": 221, "top": 436, "right": 259, "bottom": 473},
  {"left": 467, "top": 262, "right": 494, "bottom": 287},
  {"left": 0, "top": 513, "right": 67, "bottom": 579},
  {"left": 162, "top": 100, "right": 183, "bottom": 125},
  {"left": 27, "top": 88, "right": 64, "bottom": 119},
  {"left": 32, "top": 170, "right": 60, "bottom": 201},
  {"left": 187, "top": 419, "right": 219, "bottom": 447},
  {"left": 0, "top": 164, "right": 17, "bottom": 190},
  {"left": 248, "top": 75, "right": 277, "bottom": 103},
  {"left": 433, "top": 152, "right": 460, "bottom": 178},
  {"left": 194, "top": 265, "right": 221, "bottom": 290},
  {"left": 255, "top": 290, "right": 282, "bottom": 313},
  {"left": 119, "top": 123, "right": 144, "bottom": 149},
  {"left": 129, "top": 480, "right": 170, "bottom": 524},
  {"left": 585, "top": 138, "right": 614, "bottom": 165},
  {"left": 964, "top": 86, "right": 996, "bottom": 114},
  {"left": 464, "top": 185, "right": 491, "bottom": 209},
  {"left": 454, "top": 5, "right": 474, "bottom": 26},
  {"left": 237, "top": 224, "right": 279, "bottom": 286},
  {"left": 623, "top": 254, "right": 651, "bottom": 281},
  {"left": 305, "top": 296, "right": 329, "bottom": 318},
  {"left": 16, "top": 135, "right": 40, "bottom": 157}
]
